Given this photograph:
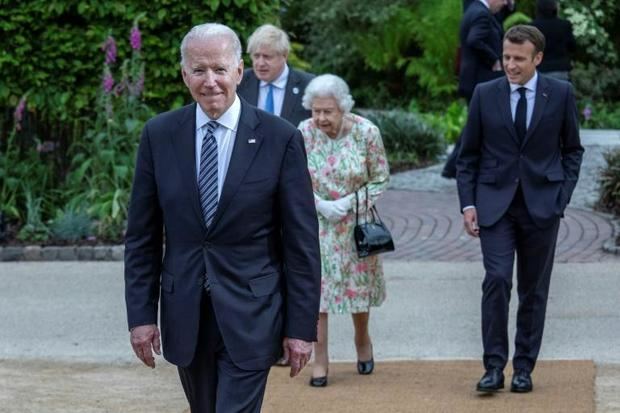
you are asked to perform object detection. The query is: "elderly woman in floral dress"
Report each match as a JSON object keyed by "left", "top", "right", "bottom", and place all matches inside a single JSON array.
[{"left": 298, "top": 74, "right": 390, "bottom": 387}]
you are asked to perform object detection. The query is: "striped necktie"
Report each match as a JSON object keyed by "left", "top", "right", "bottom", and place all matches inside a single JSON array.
[{"left": 198, "top": 120, "right": 219, "bottom": 228}]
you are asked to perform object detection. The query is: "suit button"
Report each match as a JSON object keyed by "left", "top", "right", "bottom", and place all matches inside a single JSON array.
[{"left": 515, "top": 178, "right": 520, "bottom": 183}]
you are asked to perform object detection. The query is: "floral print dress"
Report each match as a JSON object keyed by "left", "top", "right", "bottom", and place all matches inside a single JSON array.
[{"left": 299, "top": 114, "right": 390, "bottom": 314}]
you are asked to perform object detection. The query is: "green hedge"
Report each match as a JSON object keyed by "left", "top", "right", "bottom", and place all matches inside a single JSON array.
[{"left": 0, "top": 0, "right": 280, "bottom": 123}]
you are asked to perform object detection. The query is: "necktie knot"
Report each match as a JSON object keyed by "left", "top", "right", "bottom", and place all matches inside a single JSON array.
[
  {"left": 204, "top": 120, "right": 218, "bottom": 136},
  {"left": 518, "top": 87, "right": 527, "bottom": 98}
]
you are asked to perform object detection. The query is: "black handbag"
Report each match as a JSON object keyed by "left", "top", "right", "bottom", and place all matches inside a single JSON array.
[{"left": 354, "top": 188, "right": 395, "bottom": 258}]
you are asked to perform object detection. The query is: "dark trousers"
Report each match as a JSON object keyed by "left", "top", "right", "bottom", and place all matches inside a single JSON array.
[
  {"left": 478, "top": 188, "right": 560, "bottom": 373},
  {"left": 177, "top": 293, "right": 270, "bottom": 413}
]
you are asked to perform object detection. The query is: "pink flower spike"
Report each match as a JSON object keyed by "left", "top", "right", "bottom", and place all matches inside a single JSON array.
[
  {"left": 130, "top": 26, "right": 142, "bottom": 50},
  {"left": 582, "top": 106, "right": 592, "bottom": 121},
  {"left": 102, "top": 36, "right": 117, "bottom": 65}
]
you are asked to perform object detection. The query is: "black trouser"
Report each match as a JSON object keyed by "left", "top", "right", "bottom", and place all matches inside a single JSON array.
[
  {"left": 478, "top": 188, "right": 560, "bottom": 373},
  {"left": 177, "top": 293, "right": 270, "bottom": 413}
]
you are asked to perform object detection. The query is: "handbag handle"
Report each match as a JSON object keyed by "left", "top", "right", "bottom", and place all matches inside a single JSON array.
[{"left": 356, "top": 187, "right": 384, "bottom": 226}]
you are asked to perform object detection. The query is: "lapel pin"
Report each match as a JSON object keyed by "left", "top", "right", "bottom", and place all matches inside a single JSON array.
[
  {"left": 292, "top": 87, "right": 299, "bottom": 95},
  {"left": 542, "top": 92, "right": 548, "bottom": 99},
  {"left": 248, "top": 138, "right": 256, "bottom": 144}
]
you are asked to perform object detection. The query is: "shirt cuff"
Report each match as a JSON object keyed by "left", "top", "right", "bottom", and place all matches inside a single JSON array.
[{"left": 462, "top": 205, "right": 476, "bottom": 212}]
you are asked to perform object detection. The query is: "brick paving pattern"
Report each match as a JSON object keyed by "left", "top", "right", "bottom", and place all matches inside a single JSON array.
[
  {"left": 379, "top": 130, "right": 620, "bottom": 263},
  {"left": 377, "top": 190, "right": 619, "bottom": 262}
]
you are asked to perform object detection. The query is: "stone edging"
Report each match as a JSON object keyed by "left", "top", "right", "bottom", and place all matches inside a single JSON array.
[{"left": 0, "top": 245, "right": 124, "bottom": 262}]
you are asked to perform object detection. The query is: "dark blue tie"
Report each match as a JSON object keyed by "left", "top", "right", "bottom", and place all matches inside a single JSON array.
[
  {"left": 265, "top": 84, "right": 274, "bottom": 113},
  {"left": 198, "top": 121, "right": 219, "bottom": 228},
  {"left": 515, "top": 87, "right": 527, "bottom": 144}
]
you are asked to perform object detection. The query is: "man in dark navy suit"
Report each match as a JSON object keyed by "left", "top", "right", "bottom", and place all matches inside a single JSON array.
[
  {"left": 457, "top": 25, "right": 583, "bottom": 393},
  {"left": 443, "top": 0, "right": 507, "bottom": 178},
  {"left": 237, "top": 24, "right": 313, "bottom": 128},
  {"left": 124, "top": 22, "right": 320, "bottom": 412}
]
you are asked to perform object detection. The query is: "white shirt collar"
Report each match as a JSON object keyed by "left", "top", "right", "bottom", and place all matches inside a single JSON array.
[
  {"left": 195, "top": 94, "right": 241, "bottom": 132},
  {"left": 259, "top": 64, "right": 289, "bottom": 89},
  {"left": 479, "top": 0, "right": 490, "bottom": 9},
  {"left": 509, "top": 71, "right": 538, "bottom": 94}
]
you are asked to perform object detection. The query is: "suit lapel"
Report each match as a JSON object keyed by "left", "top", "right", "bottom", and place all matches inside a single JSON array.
[
  {"left": 522, "top": 74, "right": 550, "bottom": 148},
  {"left": 171, "top": 103, "right": 207, "bottom": 230},
  {"left": 496, "top": 79, "right": 520, "bottom": 145},
  {"left": 280, "top": 69, "right": 300, "bottom": 122},
  {"left": 208, "top": 101, "right": 263, "bottom": 231}
]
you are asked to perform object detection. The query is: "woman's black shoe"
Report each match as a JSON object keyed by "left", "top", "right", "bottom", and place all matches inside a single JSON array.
[
  {"left": 309, "top": 375, "right": 328, "bottom": 387},
  {"left": 357, "top": 358, "right": 374, "bottom": 375}
]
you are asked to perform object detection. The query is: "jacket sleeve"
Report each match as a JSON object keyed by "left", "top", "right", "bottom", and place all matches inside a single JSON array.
[
  {"left": 466, "top": 13, "right": 501, "bottom": 68},
  {"left": 277, "top": 129, "right": 321, "bottom": 342},
  {"left": 124, "top": 123, "right": 163, "bottom": 330},
  {"left": 456, "top": 85, "right": 484, "bottom": 211},
  {"left": 559, "top": 83, "right": 584, "bottom": 209}
]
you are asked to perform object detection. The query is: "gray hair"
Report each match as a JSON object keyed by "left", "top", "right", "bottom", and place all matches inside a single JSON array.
[
  {"left": 246, "top": 24, "right": 290, "bottom": 56},
  {"left": 180, "top": 23, "right": 242, "bottom": 67},
  {"left": 302, "top": 74, "right": 355, "bottom": 113}
]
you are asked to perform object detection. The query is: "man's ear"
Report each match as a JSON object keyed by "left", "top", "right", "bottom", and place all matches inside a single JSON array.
[
  {"left": 181, "top": 66, "right": 190, "bottom": 88},
  {"left": 533, "top": 51, "right": 543, "bottom": 66}
]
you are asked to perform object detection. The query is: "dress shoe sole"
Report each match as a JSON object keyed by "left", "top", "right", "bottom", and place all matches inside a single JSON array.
[
  {"left": 510, "top": 385, "right": 532, "bottom": 393},
  {"left": 476, "top": 383, "right": 504, "bottom": 393}
]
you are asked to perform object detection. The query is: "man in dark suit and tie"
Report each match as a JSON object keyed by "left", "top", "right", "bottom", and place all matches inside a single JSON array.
[
  {"left": 443, "top": 0, "right": 507, "bottom": 178},
  {"left": 456, "top": 25, "right": 583, "bottom": 393},
  {"left": 237, "top": 24, "right": 313, "bottom": 128},
  {"left": 124, "top": 22, "right": 321, "bottom": 412}
]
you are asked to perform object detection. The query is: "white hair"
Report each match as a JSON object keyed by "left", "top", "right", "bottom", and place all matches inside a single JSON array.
[
  {"left": 302, "top": 74, "right": 355, "bottom": 113},
  {"left": 246, "top": 24, "right": 290, "bottom": 56},
  {"left": 180, "top": 23, "right": 242, "bottom": 67}
]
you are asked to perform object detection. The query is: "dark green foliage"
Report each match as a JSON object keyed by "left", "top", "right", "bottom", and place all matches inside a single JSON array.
[
  {"left": 572, "top": 62, "right": 620, "bottom": 103},
  {"left": 50, "top": 209, "right": 92, "bottom": 242},
  {"left": 283, "top": 0, "right": 461, "bottom": 109},
  {"left": 0, "top": 1, "right": 279, "bottom": 118},
  {"left": 359, "top": 109, "right": 446, "bottom": 172},
  {"left": 597, "top": 149, "right": 620, "bottom": 217}
]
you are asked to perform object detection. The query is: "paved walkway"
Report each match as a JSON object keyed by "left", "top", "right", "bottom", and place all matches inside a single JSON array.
[{"left": 380, "top": 129, "right": 620, "bottom": 262}]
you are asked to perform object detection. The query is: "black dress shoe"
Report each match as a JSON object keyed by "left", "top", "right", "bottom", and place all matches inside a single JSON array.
[
  {"left": 476, "top": 368, "right": 504, "bottom": 392},
  {"left": 357, "top": 358, "right": 374, "bottom": 375},
  {"left": 511, "top": 370, "right": 533, "bottom": 393},
  {"left": 309, "top": 375, "right": 328, "bottom": 387}
]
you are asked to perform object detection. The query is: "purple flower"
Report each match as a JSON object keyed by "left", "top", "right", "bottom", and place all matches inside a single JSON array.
[
  {"left": 130, "top": 26, "right": 141, "bottom": 51},
  {"left": 582, "top": 105, "right": 592, "bottom": 121},
  {"left": 102, "top": 36, "right": 117, "bottom": 65},
  {"left": 13, "top": 96, "right": 26, "bottom": 132},
  {"left": 102, "top": 70, "right": 115, "bottom": 94}
]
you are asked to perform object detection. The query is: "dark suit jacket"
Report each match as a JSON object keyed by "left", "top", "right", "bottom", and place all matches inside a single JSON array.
[
  {"left": 530, "top": 17, "right": 576, "bottom": 73},
  {"left": 237, "top": 68, "right": 314, "bottom": 128},
  {"left": 456, "top": 74, "right": 584, "bottom": 228},
  {"left": 124, "top": 99, "right": 321, "bottom": 371},
  {"left": 458, "top": 1, "right": 504, "bottom": 101}
]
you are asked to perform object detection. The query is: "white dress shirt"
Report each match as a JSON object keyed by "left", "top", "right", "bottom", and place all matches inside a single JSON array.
[
  {"left": 194, "top": 95, "right": 241, "bottom": 200},
  {"left": 258, "top": 64, "right": 289, "bottom": 116}
]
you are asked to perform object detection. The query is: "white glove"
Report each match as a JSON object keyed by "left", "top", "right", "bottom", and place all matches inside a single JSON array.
[{"left": 315, "top": 194, "right": 354, "bottom": 223}]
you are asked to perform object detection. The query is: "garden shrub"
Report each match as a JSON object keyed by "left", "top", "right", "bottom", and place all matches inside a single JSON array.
[
  {"left": 598, "top": 148, "right": 620, "bottom": 217},
  {"left": 359, "top": 109, "right": 446, "bottom": 172}
]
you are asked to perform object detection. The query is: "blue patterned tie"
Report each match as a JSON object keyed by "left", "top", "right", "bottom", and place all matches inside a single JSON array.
[
  {"left": 265, "top": 84, "right": 274, "bottom": 113},
  {"left": 198, "top": 121, "right": 219, "bottom": 228}
]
